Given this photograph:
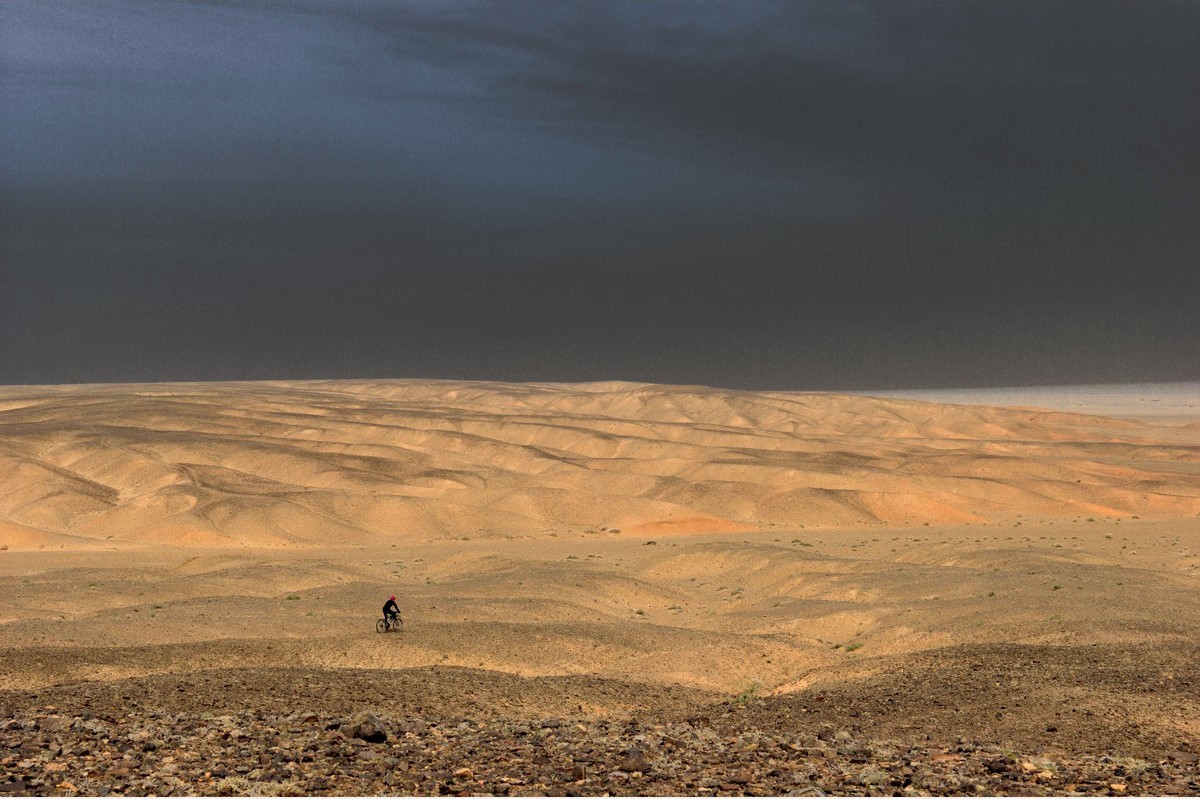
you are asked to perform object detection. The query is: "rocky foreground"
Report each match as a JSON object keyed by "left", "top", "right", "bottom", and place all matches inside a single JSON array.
[
  {"left": 2, "top": 663, "right": 1199, "bottom": 797},
  {"left": 4, "top": 705, "right": 1200, "bottom": 797}
]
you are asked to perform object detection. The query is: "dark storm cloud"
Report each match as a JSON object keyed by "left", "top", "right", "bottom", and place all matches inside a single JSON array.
[
  {"left": 2, "top": 1, "right": 1198, "bottom": 388},
  {"left": 314, "top": 2, "right": 1199, "bottom": 203}
]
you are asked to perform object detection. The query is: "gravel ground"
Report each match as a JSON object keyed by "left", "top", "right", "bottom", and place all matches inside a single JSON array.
[{"left": 2, "top": 649, "right": 1198, "bottom": 797}]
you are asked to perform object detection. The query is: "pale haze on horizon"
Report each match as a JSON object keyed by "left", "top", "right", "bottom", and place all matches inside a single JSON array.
[{"left": 2, "top": 0, "right": 1198, "bottom": 391}]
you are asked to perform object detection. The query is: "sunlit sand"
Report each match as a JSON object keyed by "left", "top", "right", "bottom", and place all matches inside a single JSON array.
[{"left": 2, "top": 380, "right": 1198, "bottom": 777}]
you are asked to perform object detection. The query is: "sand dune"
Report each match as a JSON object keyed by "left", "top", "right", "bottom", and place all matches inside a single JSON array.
[
  {"left": 0, "top": 379, "right": 1196, "bottom": 550},
  {"left": 4, "top": 378, "right": 1199, "bottom": 785}
]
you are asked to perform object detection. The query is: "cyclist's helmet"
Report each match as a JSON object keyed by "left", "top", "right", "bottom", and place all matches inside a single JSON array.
[{"left": 390, "top": 595, "right": 396, "bottom": 600}]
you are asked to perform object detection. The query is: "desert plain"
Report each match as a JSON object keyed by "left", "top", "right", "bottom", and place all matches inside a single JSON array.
[{"left": 1, "top": 379, "right": 1199, "bottom": 796}]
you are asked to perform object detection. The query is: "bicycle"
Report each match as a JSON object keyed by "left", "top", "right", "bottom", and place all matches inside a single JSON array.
[{"left": 376, "top": 615, "right": 404, "bottom": 633}]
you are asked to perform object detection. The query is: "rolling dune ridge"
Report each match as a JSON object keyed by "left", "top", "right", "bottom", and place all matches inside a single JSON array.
[{"left": 0, "top": 380, "right": 1196, "bottom": 549}]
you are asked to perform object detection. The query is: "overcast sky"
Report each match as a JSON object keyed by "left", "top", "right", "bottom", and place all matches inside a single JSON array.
[{"left": 2, "top": 0, "right": 1198, "bottom": 390}]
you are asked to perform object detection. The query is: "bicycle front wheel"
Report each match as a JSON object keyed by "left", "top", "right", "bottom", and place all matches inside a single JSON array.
[{"left": 392, "top": 617, "right": 404, "bottom": 632}]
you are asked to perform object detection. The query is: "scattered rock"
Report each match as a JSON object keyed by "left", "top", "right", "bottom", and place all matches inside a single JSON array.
[
  {"left": 858, "top": 767, "right": 891, "bottom": 786},
  {"left": 984, "top": 756, "right": 1015, "bottom": 774},
  {"left": 38, "top": 716, "right": 71, "bottom": 733},
  {"left": 344, "top": 712, "right": 388, "bottom": 744},
  {"left": 0, "top": 684, "right": 1194, "bottom": 796},
  {"left": 728, "top": 768, "right": 753, "bottom": 784},
  {"left": 618, "top": 748, "right": 651, "bottom": 773}
]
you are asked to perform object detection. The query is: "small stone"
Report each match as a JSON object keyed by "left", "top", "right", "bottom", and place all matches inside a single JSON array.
[
  {"left": 858, "top": 767, "right": 891, "bottom": 786},
  {"left": 453, "top": 767, "right": 473, "bottom": 780},
  {"left": 38, "top": 716, "right": 71, "bottom": 733},
  {"left": 618, "top": 749, "right": 650, "bottom": 773},
  {"left": 345, "top": 712, "right": 388, "bottom": 744},
  {"left": 1109, "top": 784, "right": 1127, "bottom": 793},
  {"left": 984, "top": 756, "right": 1015, "bottom": 774}
]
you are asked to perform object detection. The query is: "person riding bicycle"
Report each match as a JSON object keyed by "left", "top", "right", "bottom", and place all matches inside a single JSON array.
[{"left": 382, "top": 594, "right": 400, "bottom": 624}]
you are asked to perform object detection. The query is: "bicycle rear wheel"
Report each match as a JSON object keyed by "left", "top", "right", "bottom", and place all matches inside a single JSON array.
[{"left": 376, "top": 618, "right": 389, "bottom": 634}]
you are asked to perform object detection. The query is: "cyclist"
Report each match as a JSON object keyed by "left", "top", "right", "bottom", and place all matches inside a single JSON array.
[{"left": 382, "top": 594, "right": 400, "bottom": 626}]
